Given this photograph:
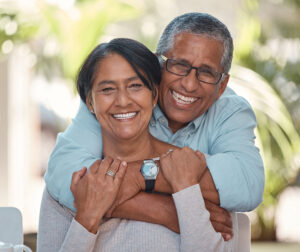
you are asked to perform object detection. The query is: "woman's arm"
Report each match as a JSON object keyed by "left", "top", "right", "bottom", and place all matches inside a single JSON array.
[
  {"left": 38, "top": 158, "right": 127, "bottom": 252},
  {"left": 37, "top": 189, "right": 97, "bottom": 252},
  {"left": 108, "top": 151, "right": 232, "bottom": 238},
  {"left": 159, "top": 148, "right": 237, "bottom": 250},
  {"left": 173, "top": 185, "right": 237, "bottom": 251}
]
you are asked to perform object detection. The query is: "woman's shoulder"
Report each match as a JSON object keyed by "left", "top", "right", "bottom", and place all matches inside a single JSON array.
[{"left": 152, "top": 136, "right": 179, "bottom": 156}]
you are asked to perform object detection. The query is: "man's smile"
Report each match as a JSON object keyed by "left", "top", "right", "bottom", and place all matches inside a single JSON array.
[{"left": 172, "top": 90, "right": 198, "bottom": 105}]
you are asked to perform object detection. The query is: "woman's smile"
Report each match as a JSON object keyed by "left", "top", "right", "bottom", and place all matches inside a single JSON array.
[{"left": 112, "top": 112, "right": 138, "bottom": 120}]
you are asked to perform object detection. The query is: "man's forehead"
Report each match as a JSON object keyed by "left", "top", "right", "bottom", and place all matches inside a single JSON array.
[{"left": 166, "top": 32, "right": 224, "bottom": 69}]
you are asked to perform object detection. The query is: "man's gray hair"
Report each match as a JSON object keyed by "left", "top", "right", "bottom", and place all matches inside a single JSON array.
[{"left": 156, "top": 12, "right": 233, "bottom": 73}]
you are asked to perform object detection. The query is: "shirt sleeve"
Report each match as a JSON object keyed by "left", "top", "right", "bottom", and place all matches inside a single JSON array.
[
  {"left": 37, "top": 189, "right": 97, "bottom": 252},
  {"left": 206, "top": 95, "right": 265, "bottom": 212},
  {"left": 45, "top": 100, "right": 102, "bottom": 211},
  {"left": 172, "top": 184, "right": 237, "bottom": 252}
]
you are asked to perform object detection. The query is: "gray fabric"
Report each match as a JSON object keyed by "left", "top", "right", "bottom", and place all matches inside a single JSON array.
[{"left": 37, "top": 185, "right": 237, "bottom": 252}]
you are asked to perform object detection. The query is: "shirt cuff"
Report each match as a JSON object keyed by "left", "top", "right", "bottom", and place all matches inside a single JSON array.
[{"left": 61, "top": 218, "right": 97, "bottom": 251}]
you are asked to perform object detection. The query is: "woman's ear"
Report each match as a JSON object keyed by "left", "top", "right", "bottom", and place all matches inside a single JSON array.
[
  {"left": 86, "top": 95, "right": 94, "bottom": 114},
  {"left": 153, "top": 85, "right": 159, "bottom": 108}
]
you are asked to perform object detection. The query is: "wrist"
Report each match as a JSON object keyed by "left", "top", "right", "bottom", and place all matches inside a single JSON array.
[
  {"left": 129, "top": 160, "right": 145, "bottom": 190},
  {"left": 75, "top": 211, "right": 103, "bottom": 234},
  {"left": 172, "top": 180, "right": 198, "bottom": 193}
]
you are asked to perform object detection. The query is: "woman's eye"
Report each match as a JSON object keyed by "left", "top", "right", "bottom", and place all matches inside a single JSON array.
[
  {"left": 100, "top": 87, "right": 115, "bottom": 93},
  {"left": 129, "top": 83, "right": 143, "bottom": 89}
]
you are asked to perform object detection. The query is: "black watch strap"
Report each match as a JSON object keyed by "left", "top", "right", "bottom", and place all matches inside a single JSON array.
[{"left": 145, "top": 179, "right": 155, "bottom": 193}]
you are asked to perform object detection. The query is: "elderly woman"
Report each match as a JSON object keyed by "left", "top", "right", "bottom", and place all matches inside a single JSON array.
[{"left": 37, "top": 38, "right": 237, "bottom": 251}]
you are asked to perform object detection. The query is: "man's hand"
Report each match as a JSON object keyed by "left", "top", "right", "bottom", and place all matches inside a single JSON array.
[{"left": 204, "top": 199, "right": 233, "bottom": 241}]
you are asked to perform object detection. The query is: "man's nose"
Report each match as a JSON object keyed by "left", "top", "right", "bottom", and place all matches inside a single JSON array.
[{"left": 181, "top": 68, "right": 199, "bottom": 92}]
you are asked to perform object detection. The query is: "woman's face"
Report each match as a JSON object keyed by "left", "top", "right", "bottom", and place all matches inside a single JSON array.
[{"left": 88, "top": 53, "right": 157, "bottom": 141}]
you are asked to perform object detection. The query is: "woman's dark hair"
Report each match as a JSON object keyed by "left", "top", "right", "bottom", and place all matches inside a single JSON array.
[{"left": 77, "top": 38, "right": 161, "bottom": 104}]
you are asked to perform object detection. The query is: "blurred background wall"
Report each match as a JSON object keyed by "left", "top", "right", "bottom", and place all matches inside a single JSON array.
[{"left": 0, "top": 0, "right": 300, "bottom": 248}]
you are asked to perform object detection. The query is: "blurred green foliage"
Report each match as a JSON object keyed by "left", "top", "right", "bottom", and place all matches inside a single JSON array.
[
  {"left": 234, "top": 0, "right": 300, "bottom": 240},
  {"left": 0, "top": 0, "right": 139, "bottom": 83}
]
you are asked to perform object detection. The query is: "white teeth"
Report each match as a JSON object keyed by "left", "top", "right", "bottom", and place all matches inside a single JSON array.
[
  {"left": 172, "top": 91, "right": 197, "bottom": 104},
  {"left": 113, "top": 112, "right": 137, "bottom": 119}
]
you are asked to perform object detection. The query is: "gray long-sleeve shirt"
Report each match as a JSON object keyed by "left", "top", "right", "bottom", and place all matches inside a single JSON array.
[{"left": 37, "top": 185, "right": 238, "bottom": 252}]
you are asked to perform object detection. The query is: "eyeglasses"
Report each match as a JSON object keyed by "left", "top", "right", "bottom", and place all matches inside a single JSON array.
[{"left": 160, "top": 55, "right": 226, "bottom": 85}]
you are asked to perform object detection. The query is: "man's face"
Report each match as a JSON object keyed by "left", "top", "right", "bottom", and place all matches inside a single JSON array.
[{"left": 158, "top": 32, "right": 229, "bottom": 132}]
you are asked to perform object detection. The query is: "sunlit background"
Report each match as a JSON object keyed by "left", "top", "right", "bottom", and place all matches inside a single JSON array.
[{"left": 0, "top": 0, "right": 300, "bottom": 251}]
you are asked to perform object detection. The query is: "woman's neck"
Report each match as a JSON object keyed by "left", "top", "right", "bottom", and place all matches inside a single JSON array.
[{"left": 102, "top": 131, "right": 160, "bottom": 162}]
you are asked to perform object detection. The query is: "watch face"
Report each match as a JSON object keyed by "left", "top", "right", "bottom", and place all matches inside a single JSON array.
[{"left": 141, "top": 160, "right": 159, "bottom": 178}]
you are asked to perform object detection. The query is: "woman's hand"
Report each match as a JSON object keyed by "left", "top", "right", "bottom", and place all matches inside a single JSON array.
[
  {"left": 70, "top": 157, "right": 127, "bottom": 234},
  {"left": 160, "top": 147, "right": 207, "bottom": 193}
]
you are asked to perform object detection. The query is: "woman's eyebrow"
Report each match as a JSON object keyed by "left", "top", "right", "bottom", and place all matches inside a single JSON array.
[
  {"left": 96, "top": 80, "right": 116, "bottom": 86},
  {"left": 124, "top": 76, "right": 140, "bottom": 83},
  {"left": 95, "top": 76, "right": 140, "bottom": 87}
]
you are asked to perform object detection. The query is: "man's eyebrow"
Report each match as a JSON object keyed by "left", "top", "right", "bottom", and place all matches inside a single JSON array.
[
  {"left": 173, "top": 57, "right": 190, "bottom": 64},
  {"left": 174, "top": 58, "right": 215, "bottom": 70}
]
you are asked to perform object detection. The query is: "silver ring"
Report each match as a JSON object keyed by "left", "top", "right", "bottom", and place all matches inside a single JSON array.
[
  {"left": 106, "top": 170, "right": 115, "bottom": 177},
  {"left": 167, "top": 149, "right": 173, "bottom": 154}
]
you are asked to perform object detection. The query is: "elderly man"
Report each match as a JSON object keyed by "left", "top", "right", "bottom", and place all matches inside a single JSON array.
[{"left": 45, "top": 12, "right": 264, "bottom": 239}]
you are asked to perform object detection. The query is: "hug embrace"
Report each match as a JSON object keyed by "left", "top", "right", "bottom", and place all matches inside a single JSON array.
[{"left": 38, "top": 12, "right": 264, "bottom": 252}]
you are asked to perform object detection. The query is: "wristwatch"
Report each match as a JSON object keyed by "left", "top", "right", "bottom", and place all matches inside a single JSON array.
[{"left": 140, "top": 159, "right": 159, "bottom": 193}]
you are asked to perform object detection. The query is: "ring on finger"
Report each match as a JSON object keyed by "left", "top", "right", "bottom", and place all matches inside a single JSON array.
[{"left": 106, "top": 170, "right": 116, "bottom": 177}]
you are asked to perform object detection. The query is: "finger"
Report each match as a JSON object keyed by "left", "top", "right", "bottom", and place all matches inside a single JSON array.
[
  {"left": 98, "top": 156, "right": 114, "bottom": 176},
  {"left": 221, "top": 233, "right": 233, "bottom": 241},
  {"left": 71, "top": 167, "right": 87, "bottom": 192},
  {"left": 211, "top": 221, "right": 233, "bottom": 237},
  {"left": 114, "top": 161, "right": 127, "bottom": 186},
  {"left": 195, "top": 150, "right": 206, "bottom": 162},
  {"left": 89, "top": 159, "right": 101, "bottom": 174},
  {"left": 205, "top": 201, "right": 232, "bottom": 228},
  {"left": 105, "top": 159, "right": 121, "bottom": 180},
  {"left": 210, "top": 210, "right": 232, "bottom": 229}
]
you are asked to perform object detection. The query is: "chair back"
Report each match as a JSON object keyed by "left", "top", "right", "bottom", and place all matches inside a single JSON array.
[
  {"left": 0, "top": 207, "right": 23, "bottom": 245},
  {"left": 237, "top": 212, "right": 251, "bottom": 252}
]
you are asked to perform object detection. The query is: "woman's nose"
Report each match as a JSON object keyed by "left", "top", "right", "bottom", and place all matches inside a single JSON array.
[{"left": 115, "top": 90, "right": 132, "bottom": 107}]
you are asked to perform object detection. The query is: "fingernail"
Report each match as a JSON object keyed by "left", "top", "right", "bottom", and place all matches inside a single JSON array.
[
  {"left": 121, "top": 161, "right": 127, "bottom": 166},
  {"left": 225, "top": 234, "right": 231, "bottom": 240}
]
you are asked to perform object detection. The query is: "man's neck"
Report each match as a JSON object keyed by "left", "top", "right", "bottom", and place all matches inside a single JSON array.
[{"left": 168, "top": 119, "right": 187, "bottom": 133}]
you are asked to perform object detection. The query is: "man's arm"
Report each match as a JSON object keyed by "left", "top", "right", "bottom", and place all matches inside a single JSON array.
[
  {"left": 45, "top": 100, "right": 102, "bottom": 211},
  {"left": 109, "top": 153, "right": 232, "bottom": 238},
  {"left": 204, "top": 93, "right": 265, "bottom": 211},
  {"left": 46, "top": 100, "right": 230, "bottom": 235}
]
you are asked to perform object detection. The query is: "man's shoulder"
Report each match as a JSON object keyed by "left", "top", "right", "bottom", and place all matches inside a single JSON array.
[
  {"left": 214, "top": 87, "right": 252, "bottom": 111},
  {"left": 207, "top": 87, "right": 254, "bottom": 122}
]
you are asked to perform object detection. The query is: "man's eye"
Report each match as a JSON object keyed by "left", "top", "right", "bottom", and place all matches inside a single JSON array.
[
  {"left": 199, "top": 69, "right": 215, "bottom": 77},
  {"left": 173, "top": 62, "right": 189, "bottom": 68}
]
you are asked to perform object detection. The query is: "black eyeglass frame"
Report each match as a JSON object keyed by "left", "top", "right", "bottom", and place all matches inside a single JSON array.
[{"left": 160, "top": 55, "right": 226, "bottom": 85}]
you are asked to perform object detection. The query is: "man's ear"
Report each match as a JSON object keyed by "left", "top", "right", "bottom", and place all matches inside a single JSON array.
[
  {"left": 86, "top": 95, "right": 94, "bottom": 113},
  {"left": 217, "top": 74, "right": 230, "bottom": 99}
]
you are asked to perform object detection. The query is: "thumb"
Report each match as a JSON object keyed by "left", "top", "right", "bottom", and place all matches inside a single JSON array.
[{"left": 71, "top": 167, "right": 87, "bottom": 190}]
